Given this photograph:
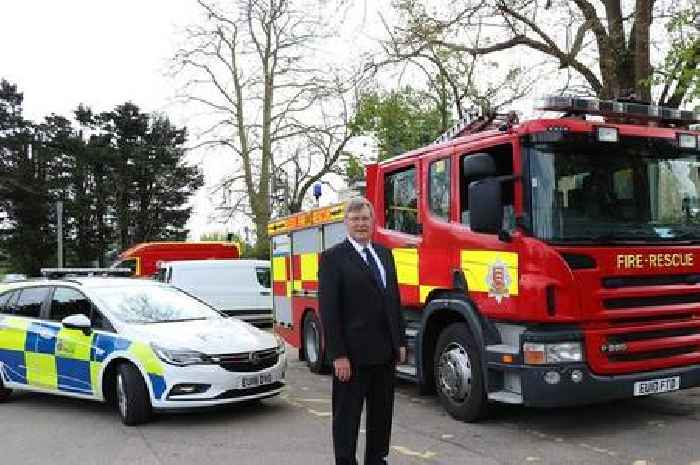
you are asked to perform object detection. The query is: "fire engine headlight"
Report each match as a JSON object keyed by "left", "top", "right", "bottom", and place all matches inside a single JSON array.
[
  {"left": 152, "top": 344, "right": 213, "bottom": 366},
  {"left": 523, "top": 342, "right": 583, "bottom": 365}
]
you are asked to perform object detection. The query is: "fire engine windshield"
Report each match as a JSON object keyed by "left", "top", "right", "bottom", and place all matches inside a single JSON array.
[{"left": 526, "top": 134, "right": 700, "bottom": 243}]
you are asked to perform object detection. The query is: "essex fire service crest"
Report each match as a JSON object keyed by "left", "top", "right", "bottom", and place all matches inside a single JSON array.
[{"left": 486, "top": 260, "right": 511, "bottom": 303}]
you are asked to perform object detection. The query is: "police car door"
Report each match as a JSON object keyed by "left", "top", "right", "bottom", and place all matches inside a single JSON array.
[
  {"left": 0, "top": 288, "right": 30, "bottom": 385},
  {"left": 13, "top": 286, "right": 54, "bottom": 390},
  {"left": 47, "top": 287, "right": 99, "bottom": 395}
]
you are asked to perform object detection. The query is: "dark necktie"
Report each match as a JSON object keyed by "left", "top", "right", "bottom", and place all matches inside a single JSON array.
[{"left": 363, "top": 247, "right": 384, "bottom": 288}]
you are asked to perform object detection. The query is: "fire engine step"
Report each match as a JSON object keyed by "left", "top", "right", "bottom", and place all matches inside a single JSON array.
[
  {"left": 487, "top": 390, "right": 523, "bottom": 404},
  {"left": 395, "top": 364, "right": 417, "bottom": 380}
]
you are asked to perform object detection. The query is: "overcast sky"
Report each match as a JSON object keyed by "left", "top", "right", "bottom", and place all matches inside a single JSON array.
[{"left": 1, "top": 0, "right": 384, "bottom": 241}]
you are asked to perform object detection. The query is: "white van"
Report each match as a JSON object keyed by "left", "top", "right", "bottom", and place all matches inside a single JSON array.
[{"left": 157, "top": 260, "right": 272, "bottom": 325}]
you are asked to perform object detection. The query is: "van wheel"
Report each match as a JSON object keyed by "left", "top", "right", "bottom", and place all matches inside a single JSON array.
[
  {"left": 0, "top": 376, "right": 11, "bottom": 402},
  {"left": 116, "top": 363, "right": 152, "bottom": 426},
  {"left": 434, "top": 322, "right": 488, "bottom": 422},
  {"left": 303, "top": 312, "right": 328, "bottom": 374}
]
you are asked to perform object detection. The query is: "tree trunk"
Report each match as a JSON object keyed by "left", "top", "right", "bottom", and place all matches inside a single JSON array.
[{"left": 633, "top": 0, "right": 652, "bottom": 102}]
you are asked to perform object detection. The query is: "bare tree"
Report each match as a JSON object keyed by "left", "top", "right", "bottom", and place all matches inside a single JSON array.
[
  {"left": 174, "top": 0, "right": 355, "bottom": 256},
  {"left": 271, "top": 81, "right": 355, "bottom": 213},
  {"left": 369, "top": 7, "right": 540, "bottom": 121},
  {"left": 388, "top": 0, "right": 699, "bottom": 107}
]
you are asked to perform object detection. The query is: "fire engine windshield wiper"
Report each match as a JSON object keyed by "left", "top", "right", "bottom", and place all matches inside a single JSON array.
[{"left": 659, "top": 231, "right": 700, "bottom": 243}]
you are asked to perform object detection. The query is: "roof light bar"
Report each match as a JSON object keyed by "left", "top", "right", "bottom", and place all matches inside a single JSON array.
[
  {"left": 536, "top": 96, "right": 700, "bottom": 126},
  {"left": 40, "top": 268, "right": 133, "bottom": 279}
]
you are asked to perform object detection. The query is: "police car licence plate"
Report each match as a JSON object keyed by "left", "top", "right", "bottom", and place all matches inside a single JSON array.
[
  {"left": 242, "top": 373, "right": 273, "bottom": 388},
  {"left": 633, "top": 376, "right": 680, "bottom": 396}
]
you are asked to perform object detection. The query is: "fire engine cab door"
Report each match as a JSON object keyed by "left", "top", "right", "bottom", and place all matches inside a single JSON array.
[{"left": 376, "top": 162, "right": 425, "bottom": 307}]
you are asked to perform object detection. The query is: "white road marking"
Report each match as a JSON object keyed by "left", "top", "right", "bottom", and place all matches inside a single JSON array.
[{"left": 391, "top": 446, "right": 436, "bottom": 460}]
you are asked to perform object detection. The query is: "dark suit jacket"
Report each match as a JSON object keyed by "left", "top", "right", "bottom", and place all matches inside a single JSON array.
[{"left": 318, "top": 239, "right": 407, "bottom": 366}]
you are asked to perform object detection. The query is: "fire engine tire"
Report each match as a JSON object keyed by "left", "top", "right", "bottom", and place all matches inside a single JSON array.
[
  {"left": 303, "top": 312, "right": 329, "bottom": 374},
  {"left": 434, "top": 322, "right": 488, "bottom": 422},
  {"left": 0, "top": 376, "right": 11, "bottom": 402},
  {"left": 115, "top": 363, "right": 152, "bottom": 426}
]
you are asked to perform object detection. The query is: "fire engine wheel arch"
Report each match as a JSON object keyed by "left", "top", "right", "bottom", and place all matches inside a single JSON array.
[
  {"left": 434, "top": 322, "right": 488, "bottom": 422},
  {"left": 302, "top": 311, "right": 329, "bottom": 374},
  {"left": 417, "top": 296, "right": 489, "bottom": 398}
]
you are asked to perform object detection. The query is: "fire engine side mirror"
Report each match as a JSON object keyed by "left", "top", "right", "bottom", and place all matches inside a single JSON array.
[{"left": 469, "top": 178, "right": 503, "bottom": 235}]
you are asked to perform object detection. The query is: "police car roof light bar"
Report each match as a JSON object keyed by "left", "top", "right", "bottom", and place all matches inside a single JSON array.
[
  {"left": 40, "top": 268, "right": 133, "bottom": 279},
  {"left": 536, "top": 96, "right": 700, "bottom": 127}
]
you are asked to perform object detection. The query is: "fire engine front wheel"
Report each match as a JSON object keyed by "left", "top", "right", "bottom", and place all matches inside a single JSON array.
[
  {"left": 434, "top": 322, "right": 488, "bottom": 422},
  {"left": 303, "top": 312, "right": 328, "bottom": 374}
]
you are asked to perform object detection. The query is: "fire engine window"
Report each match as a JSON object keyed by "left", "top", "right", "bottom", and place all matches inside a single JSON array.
[
  {"left": 429, "top": 158, "right": 451, "bottom": 220},
  {"left": 116, "top": 258, "right": 137, "bottom": 275},
  {"left": 460, "top": 144, "right": 515, "bottom": 229},
  {"left": 385, "top": 166, "right": 419, "bottom": 234}
]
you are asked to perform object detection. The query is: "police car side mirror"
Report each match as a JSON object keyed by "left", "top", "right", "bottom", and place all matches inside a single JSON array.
[{"left": 62, "top": 314, "right": 92, "bottom": 336}]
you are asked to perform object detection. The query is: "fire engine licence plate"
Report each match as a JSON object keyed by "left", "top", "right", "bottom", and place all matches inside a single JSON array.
[
  {"left": 633, "top": 376, "right": 680, "bottom": 396},
  {"left": 242, "top": 373, "right": 273, "bottom": 388}
]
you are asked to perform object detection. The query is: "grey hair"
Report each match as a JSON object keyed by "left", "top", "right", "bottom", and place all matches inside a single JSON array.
[{"left": 344, "top": 196, "right": 374, "bottom": 219}]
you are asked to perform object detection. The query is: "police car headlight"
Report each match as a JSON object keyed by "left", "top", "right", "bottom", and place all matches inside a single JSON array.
[
  {"left": 524, "top": 342, "right": 583, "bottom": 364},
  {"left": 275, "top": 335, "right": 286, "bottom": 355},
  {"left": 151, "top": 344, "right": 212, "bottom": 366}
]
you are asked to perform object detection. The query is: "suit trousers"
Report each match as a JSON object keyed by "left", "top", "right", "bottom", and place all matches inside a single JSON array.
[{"left": 332, "top": 363, "right": 395, "bottom": 465}]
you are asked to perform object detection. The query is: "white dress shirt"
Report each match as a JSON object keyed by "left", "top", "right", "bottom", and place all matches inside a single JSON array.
[{"left": 347, "top": 236, "right": 386, "bottom": 287}]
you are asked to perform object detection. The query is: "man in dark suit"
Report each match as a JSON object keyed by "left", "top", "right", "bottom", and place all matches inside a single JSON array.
[{"left": 319, "top": 197, "right": 407, "bottom": 465}]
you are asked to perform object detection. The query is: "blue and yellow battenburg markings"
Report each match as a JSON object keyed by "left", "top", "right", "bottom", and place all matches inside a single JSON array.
[{"left": 0, "top": 316, "right": 166, "bottom": 399}]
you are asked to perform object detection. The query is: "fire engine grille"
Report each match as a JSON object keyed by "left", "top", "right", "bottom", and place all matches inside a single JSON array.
[
  {"left": 589, "top": 273, "right": 700, "bottom": 373},
  {"left": 213, "top": 348, "right": 279, "bottom": 372},
  {"left": 603, "top": 292, "right": 700, "bottom": 310},
  {"left": 603, "top": 273, "right": 700, "bottom": 288},
  {"left": 601, "top": 324, "right": 700, "bottom": 363},
  {"left": 607, "top": 346, "right": 698, "bottom": 362}
]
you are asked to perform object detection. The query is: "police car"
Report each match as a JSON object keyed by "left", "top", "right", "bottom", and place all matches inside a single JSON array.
[{"left": 0, "top": 277, "right": 286, "bottom": 425}]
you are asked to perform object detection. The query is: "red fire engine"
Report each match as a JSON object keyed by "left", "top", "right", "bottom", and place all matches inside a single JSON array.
[
  {"left": 269, "top": 96, "right": 700, "bottom": 421},
  {"left": 113, "top": 241, "right": 240, "bottom": 277}
]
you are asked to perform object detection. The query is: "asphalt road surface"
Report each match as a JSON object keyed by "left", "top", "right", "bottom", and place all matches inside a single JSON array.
[{"left": 2, "top": 347, "right": 700, "bottom": 465}]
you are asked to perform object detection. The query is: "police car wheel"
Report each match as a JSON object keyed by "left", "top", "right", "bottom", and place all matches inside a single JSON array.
[
  {"left": 434, "top": 322, "right": 488, "bottom": 422},
  {"left": 116, "top": 363, "right": 152, "bottom": 426},
  {"left": 303, "top": 312, "right": 328, "bottom": 374}
]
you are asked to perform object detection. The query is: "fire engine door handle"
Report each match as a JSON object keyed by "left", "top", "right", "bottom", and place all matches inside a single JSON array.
[
  {"left": 401, "top": 242, "right": 418, "bottom": 248},
  {"left": 260, "top": 291, "right": 271, "bottom": 296}
]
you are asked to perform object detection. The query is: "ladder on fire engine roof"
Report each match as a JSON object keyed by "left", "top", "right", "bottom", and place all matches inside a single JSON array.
[{"left": 433, "top": 109, "right": 520, "bottom": 145}]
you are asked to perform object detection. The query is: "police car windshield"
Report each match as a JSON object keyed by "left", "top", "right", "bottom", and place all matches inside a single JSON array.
[
  {"left": 526, "top": 134, "right": 700, "bottom": 243},
  {"left": 94, "top": 285, "right": 220, "bottom": 324}
]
